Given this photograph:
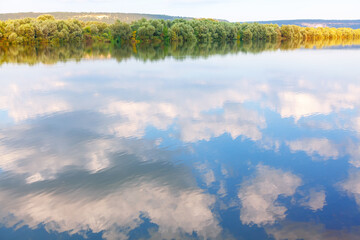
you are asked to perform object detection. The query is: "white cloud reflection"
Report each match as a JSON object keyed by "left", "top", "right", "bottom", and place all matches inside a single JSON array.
[
  {"left": 0, "top": 181, "right": 221, "bottom": 239},
  {"left": 286, "top": 138, "right": 339, "bottom": 160},
  {"left": 0, "top": 83, "right": 70, "bottom": 122},
  {"left": 0, "top": 105, "right": 223, "bottom": 239},
  {"left": 0, "top": 52, "right": 360, "bottom": 151},
  {"left": 266, "top": 221, "right": 360, "bottom": 240},
  {"left": 340, "top": 170, "right": 360, "bottom": 207},
  {"left": 0, "top": 125, "right": 159, "bottom": 182},
  {"left": 300, "top": 189, "right": 326, "bottom": 211},
  {"left": 238, "top": 165, "right": 302, "bottom": 225}
]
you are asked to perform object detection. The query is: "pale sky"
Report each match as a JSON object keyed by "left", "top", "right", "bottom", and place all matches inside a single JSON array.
[{"left": 0, "top": 0, "right": 359, "bottom": 22}]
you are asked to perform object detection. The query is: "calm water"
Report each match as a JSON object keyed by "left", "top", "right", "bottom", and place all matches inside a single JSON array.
[{"left": 1, "top": 43, "right": 360, "bottom": 240}]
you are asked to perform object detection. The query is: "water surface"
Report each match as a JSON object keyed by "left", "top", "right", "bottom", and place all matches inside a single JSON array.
[{"left": 1, "top": 43, "right": 360, "bottom": 239}]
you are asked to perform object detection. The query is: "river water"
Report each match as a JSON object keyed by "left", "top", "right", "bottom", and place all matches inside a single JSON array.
[{"left": 0, "top": 43, "right": 360, "bottom": 239}]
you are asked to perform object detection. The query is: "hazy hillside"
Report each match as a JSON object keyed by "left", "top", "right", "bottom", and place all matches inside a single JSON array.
[
  {"left": 254, "top": 19, "right": 360, "bottom": 29},
  {"left": 0, "top": 12, "right": 192, "bottom": 23},
  {"left": 1, "top": 13, "right": 359, "bottom": 29}
]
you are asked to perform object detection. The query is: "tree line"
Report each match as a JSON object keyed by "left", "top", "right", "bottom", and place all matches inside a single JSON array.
[{"left": 1, "top": 14, "right": 360, "bottom": 45}]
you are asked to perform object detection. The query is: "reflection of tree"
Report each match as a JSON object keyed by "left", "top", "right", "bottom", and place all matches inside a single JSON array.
[{"left": 1, "top": 38, "right": 360, "bottom": 65}]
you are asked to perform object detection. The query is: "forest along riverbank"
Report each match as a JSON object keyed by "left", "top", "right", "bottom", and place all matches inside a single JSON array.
[{"left": 1, "top": 14, "right": 360, "bottom": 45}]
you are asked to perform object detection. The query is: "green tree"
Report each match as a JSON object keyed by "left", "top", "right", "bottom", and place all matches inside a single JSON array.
[
  {"left": 242, "top": 29, "right": 253, "bottom": 41},
  {"left": 8, "top": 32, "right": 18, "bottom": 42},
  {"left": 110, "top": 21, "right": 132, "bottom": 42},
  {"left": 137, "top": 24, "right": 155, "bottom": 41},
  {"left": 37, "top": 14, "right": 55, "bottom": 22}
]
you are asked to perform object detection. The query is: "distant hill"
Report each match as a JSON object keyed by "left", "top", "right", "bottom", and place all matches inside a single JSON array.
[
  {"left": 252, "top": 19, "right": 360, "bottom": 29},
  {"left": 1, "top": 13, "right": 359, "bottom": 29},
  {"left": 0, "top": 12, "right": 193, "bottom": 23}
]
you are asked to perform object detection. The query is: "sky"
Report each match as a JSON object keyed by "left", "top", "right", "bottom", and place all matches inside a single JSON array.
[{"left": 0, "top": 0, "right": 359, "bottom": 22}]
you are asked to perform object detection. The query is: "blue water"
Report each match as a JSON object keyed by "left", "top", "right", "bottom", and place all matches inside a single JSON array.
[{"left": 0, "top": 47, "right": 360, "bottom": 239}]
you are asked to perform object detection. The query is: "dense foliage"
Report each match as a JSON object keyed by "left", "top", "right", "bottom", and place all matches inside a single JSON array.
[{"left": 1, "top": 14, "right": 360, "bottom": 45}]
